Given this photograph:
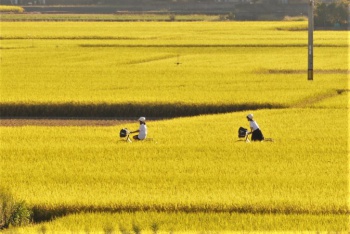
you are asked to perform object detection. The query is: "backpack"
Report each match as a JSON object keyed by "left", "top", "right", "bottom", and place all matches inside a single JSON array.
[
  {"left": 119, "top": 128, "right": 130, "bottom": 138},
  {"left": 238, "top": 127, "right": 248, "bottom": 138}
]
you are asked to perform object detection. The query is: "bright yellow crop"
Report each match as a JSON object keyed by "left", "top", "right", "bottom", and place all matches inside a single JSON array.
[
  {"left": 0, "top": 21, "right": 348, "bottom": 232},
  {"left": 0, "top": 5, "right": 24, "bottom": 13},
  {"left": 1, "top": 109, "right": 348, "bottom": 210},
  {"left": 0, "top": 108, "right": 348, "bottom": 231},
  {"left": 0, "top": 22, "right": 348, "bottom": 117}
]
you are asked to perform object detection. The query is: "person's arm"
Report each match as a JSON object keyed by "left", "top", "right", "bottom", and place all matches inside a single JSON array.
[
  {"left": 246, "top": 127, "right": 253, "bottom": 135},
  {"left": 130, "top": 129, "right": 140, "bottom": 134}
]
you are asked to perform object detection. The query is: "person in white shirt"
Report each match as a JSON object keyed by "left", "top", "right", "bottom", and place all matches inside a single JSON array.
[
  {"left": 246, "top": 113, "right": 264, "bottom": 141},
  {"left": 130, "top": 117, "right": 147, "bottom": 140}
]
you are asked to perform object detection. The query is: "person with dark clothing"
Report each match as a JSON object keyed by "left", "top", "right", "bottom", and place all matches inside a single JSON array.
[{"left": 246, "top": 113, "right": 264, "bottom": 141}]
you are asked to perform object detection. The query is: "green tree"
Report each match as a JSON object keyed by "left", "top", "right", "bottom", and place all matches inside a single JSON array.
[{"left": 315, "top": 0, "right": 349, "bottom": 27}]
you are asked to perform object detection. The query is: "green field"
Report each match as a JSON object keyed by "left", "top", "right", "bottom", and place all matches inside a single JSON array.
[{"left": 0, "top": 21, "right": 349, "bottom": 233}]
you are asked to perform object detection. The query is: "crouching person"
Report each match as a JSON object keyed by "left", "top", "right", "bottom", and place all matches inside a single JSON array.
[
  {"left": 246, "top": 113, "right": 264, "bottom": 141},
  {"left": 130, "top": 117, "right": 147, "bottom": 140}
]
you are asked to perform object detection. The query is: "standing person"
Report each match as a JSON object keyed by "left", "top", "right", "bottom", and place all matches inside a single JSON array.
[
  {"left": 130, "top": 117, "right": 147, "bottom": 140},
  {"left": 246, "top": 113, "right": 264, "bottom": 141}
]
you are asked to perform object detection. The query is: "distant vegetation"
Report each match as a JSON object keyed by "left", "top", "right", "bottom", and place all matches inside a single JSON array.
[
  {"left": 315, "top": 0, "right": 349, "bottom": 27},
  {"left": 0, "top": 5, "right": 24, "bottom": 13},
  {"left": 1, "top": 0, "right": 348, "bottom": 27},
  {"left": 0, "top": 13, "right": 221, "bottom": 22},
  {"left": 283, "top": 15, "right": 308, "bottom": 21}
]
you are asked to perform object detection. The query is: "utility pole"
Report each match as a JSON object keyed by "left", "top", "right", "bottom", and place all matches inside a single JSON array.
[{"left": 308, "top": 0, "right": 314, "bottom": 81}]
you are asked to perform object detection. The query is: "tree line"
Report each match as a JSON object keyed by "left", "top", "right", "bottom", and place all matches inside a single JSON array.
[{"left": 314, "top": 0, "right": 349, "bottom": 27}]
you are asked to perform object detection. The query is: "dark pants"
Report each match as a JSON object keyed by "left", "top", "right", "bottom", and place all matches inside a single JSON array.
[
  {"left": 133, "top": 135, "right": 141, "bottom": 140},
  {"left": 252, "top": 129, "right": 264, "bottom": 141}
]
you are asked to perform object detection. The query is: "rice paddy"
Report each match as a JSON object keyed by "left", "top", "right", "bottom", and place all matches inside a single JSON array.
[{"left": 0, "top": 21, "right": 348, "bottom": 233}]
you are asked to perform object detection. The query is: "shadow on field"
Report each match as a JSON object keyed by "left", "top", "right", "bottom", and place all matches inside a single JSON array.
[
  {"left": 259, "top": 69, "right": 350, "bottom": 74},
  {"left": 0, "top": 102, "right": 284, "bottom": 118},
  {"left": 31, "top": 203, "right": 349, "bottom": 224}
]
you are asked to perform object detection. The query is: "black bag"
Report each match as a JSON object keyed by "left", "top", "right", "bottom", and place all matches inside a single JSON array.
[
  {"left": 238, "top": 127, "right": 248, "bottom": 138},
  {"left": 120, "top": 128, "right": 129, "bottom": 137}
]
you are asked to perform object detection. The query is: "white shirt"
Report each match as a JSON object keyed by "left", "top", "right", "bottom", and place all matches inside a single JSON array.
[
  {"left": 138, "top": 124, "right": 147, "bottom": 140},
  {"left": 249, "top": 120, "right": 260, "bottom": 131}
]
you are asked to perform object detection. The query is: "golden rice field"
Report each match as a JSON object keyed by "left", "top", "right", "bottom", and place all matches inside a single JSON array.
[
  {"left": 0, "top": 22, "right": 348, "bottom": 117},
  {"left": 0, "top": 21, "right": 349, "bottom": 233},
  {"left": 1, "top": 108, "right": 349, "bottom": 232}
]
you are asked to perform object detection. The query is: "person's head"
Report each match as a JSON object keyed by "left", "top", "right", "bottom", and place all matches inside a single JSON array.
[
  {"left": 138, "top": 116, "right": 146, "bottom": 124},
  {"left": 246, "top": 113, "right": 253, "bottom": 121}
]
